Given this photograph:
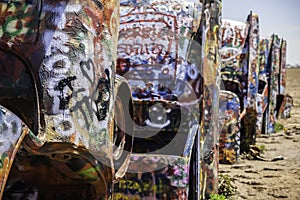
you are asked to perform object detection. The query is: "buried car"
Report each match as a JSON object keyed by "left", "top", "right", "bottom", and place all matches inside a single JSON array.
[
  {"left": 114, "top": 0, "right": 222, "bottom": 199},
  {"left": 0, "top": 0, "right": 133, "bottom": 199}
]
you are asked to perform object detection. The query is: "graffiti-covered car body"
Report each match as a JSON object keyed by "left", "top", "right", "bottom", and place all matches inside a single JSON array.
[
  {"left": 115, "top": 1, "right": 203, "bottom": 199},
  {"left": 258, "top": 35, "right": 288, "bottom": 134},
  {"left": 0, "top": 0, "right": 133, "bottom": 199},
  {"left": 277, "top": 38, "right": 288, "bottom": 118},
  {"left": 219, "top": 12, "right": 260, "bottom": 160},
  {"left": 219, "top": 19, "right": 247, "bottom": 163},
  {"left": 257, "top": 38, "right": 272, "bottom": 135},
  {"left": 267, "top": 34, "right": 282, "bottom": 133},
  {"left": 219, "top": 90, "right": 240, "bottom": 164},
  {"left": 115, "top": 0, "right": 222, "bottom": 199}
]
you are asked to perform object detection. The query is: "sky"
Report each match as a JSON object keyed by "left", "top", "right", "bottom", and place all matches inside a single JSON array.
[{"left": 223, "top": 0, "right": 300, "bottom": 65}]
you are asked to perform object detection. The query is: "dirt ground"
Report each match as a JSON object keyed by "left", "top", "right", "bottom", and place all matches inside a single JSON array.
[{"left": 219, "top": 68, "right": 300, "bottom": 200}]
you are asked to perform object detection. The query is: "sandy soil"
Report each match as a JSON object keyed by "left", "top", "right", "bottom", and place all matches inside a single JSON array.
[{"left": 219, "top": 68, "right": 300, "bottom": 200}]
